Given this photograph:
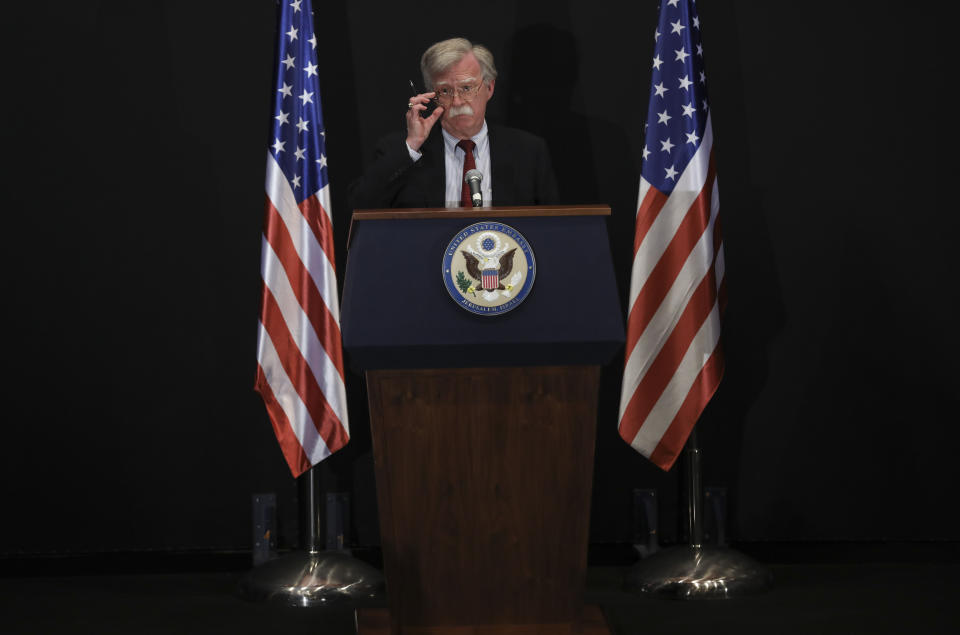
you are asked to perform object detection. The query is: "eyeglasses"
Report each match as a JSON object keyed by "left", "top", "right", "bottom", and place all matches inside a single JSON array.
[{"left": 432, "top": 83, "right": 483, "bottom": 104}]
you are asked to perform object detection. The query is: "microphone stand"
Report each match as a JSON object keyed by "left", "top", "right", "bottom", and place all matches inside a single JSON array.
[
  {"left": 624, "top": 429, "right": 773, "bottom": 599},
  {"left": 237, "top": 465, "right": 384, "bottom": 608}
]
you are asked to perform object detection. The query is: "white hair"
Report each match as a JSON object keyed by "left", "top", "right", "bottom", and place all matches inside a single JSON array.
[{"left": 420, "top": 37, "right": 498, "bottom": 90}]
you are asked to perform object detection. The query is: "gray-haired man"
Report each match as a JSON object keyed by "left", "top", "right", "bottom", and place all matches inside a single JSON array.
[{"left": 350, "top": 37, "right": 559, "bottom": 210}]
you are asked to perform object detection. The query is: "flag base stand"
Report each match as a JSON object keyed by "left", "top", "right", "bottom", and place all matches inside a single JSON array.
[
  {"left": 238, "top": 466, "right": 386, "bottom": 608},
  {"left": 624, "top": 544, "right": 772, "bottom": 599},
  {"left": 237, "top": 548, "right": 384, "bottom": 608},
  {"left": 623, "top": 431, "right": 773, "bottom": 599}
]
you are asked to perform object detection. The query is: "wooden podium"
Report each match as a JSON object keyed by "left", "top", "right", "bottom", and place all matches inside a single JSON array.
[{"left": 341, "top": 206, "right": 624, "bottom": 634}]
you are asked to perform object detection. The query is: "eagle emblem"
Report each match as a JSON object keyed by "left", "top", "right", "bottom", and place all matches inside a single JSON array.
[
  {"left": 442, "top": 223, "right": 536, "bottom": 316},
  {"left": 461, "top": 231, "right": 517, "bottom": 291}
]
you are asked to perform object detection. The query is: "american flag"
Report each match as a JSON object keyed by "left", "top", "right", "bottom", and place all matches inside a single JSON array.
[
  {"left": 254, "top": 0, "right": 349, "bottom": 477},
  {"left": 618, "top": 0, "right": 726, "bottom": 471}
]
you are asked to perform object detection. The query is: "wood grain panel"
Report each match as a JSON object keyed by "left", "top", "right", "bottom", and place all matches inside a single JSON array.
[{"left": 366, "top": 366, "right": 600, "bottom": 632}]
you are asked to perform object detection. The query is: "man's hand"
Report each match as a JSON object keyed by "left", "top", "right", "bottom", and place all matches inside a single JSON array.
[{"left": 405, "top": 92, "right": 444, "bottom": 152}]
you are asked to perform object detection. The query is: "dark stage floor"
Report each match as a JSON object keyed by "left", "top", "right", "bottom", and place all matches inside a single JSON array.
[{"left": 2, "top": 545, "right": 957, "bottom": 634}]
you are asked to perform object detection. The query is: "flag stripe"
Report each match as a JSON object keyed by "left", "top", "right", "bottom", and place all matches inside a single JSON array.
[
  {"left": 260, "top": 236, "right": 349, "bottom": 426},
  {"left": 254, "top": 362, "right": 312, "bottom": 476},
  {"left": 635, "top": 186, "right": 726, "bottom": 470},
  {"left": 263, "top": 197, "right": 344, "bottom": 379},
  {"left": 300, "top": 191, "right": 337, "bottom": 272},
  {"left": 265, "top": 152, "right": 341, "bottom": 322},
  {"left": 647, "top": 333, "right": 725, "bottom": 470},
  {"left": 627, "top": 120, "right": 714, "bottom": 316},
  {"left": 255, "top": 321, "right": 333, "bottom": 469},
  {"left": 619, "top": 231, "right": 722, "bottom": 444},
  {"left": 259, "top": 284, "right": 348, "bottom": 455},
  {"left": 619, "top": 153, "right": 719, "bottom": 420},
  {"left": 633, "top": 184, "right": 670, "bottom": 256},
  {"left": 621, "top": 206, "right": 723, "bottom": 447},
  {"left": 637, "top": 301, "right": 723, "bottom": 464},
  {"left": 624, "top": 151, "right": 717, "bottom": 358}
]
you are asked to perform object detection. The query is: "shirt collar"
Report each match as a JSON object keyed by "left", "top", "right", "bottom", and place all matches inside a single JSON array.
[{"left": 441, "top": 120, "right": 488, "bottom": 154}]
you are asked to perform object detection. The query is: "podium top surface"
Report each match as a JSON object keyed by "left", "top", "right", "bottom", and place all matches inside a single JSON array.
[{"left": 347, "top": 205, "right": 610, "bottom": 248}]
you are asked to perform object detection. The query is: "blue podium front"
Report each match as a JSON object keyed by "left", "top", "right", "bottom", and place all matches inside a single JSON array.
[{"left": 341, "top": 206, "right": 625, "bottom": 370}]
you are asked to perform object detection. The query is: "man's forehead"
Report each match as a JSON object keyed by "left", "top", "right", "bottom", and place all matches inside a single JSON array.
[
  {"left": 433, "top": 52, "right": 482, "bottom": 85},
  {"left": 434, "top": 74, "right": 479, "bottom": 87}
]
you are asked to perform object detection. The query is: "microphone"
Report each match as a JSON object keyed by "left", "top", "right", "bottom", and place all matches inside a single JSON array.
[{"left": 464, "top": 169, "right": 483, "bottom": 207}]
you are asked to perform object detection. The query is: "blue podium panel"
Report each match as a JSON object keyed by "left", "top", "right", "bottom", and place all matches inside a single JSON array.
[{"left": 341, "top": 209, "right": 625, "bottom": 370}]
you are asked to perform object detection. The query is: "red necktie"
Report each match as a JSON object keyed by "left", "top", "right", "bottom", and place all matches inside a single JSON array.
[{"left": 457, "top": 139, "right": 476, "bottom": 207}]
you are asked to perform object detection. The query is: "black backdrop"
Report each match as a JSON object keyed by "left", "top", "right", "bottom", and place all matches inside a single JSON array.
[{"left": 3, "top": 1, "right": 956, "bottom": 558}]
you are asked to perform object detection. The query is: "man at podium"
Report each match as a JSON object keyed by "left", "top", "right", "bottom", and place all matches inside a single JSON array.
[{"left": 350, "top": 37, "right": 559, "bottom": 209}]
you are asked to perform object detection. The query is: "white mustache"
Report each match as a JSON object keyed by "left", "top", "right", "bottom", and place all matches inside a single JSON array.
[{"left": 446, "top": 104, "right": 474, "bottom": 117}]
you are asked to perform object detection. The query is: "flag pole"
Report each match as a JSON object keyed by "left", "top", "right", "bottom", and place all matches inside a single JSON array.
[
  {"left": 623, "top": 429, "right": 773, "bottom": 599},
  {"left": 684, "top": 429, "right": 704, "bottom": 548},
  {"left": 237, "top": 465, "right": 385, "bottom": 608}
]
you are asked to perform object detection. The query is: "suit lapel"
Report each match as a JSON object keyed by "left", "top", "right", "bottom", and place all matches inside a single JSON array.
[
  {"left": 488, "top": 125, "right": 513, "bottom": 205},
  {"left": 418, "top": 131, "right": 446, "bottom": 206}
]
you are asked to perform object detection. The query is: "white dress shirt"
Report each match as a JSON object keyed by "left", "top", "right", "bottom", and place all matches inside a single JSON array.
[{"left": 407, "top": 121, "right": 493, "bottom": 207}]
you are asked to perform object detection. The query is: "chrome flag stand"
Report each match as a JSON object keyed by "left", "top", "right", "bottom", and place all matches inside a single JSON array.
[
  {"left": 624, "top": 430, "right": 773, "bottom": 599},
  {"left": 238, "top": 466, "right": 385, "bottom": 608}
]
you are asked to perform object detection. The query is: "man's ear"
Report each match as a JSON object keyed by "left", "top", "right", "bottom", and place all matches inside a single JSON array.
[{"left": 486, "top": 79, "right": 495, "bottom": 99}]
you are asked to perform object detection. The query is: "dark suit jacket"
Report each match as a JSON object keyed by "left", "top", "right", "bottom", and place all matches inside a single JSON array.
[{"left": 349, "top": 124, "right": 559, "bottom": 210}]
